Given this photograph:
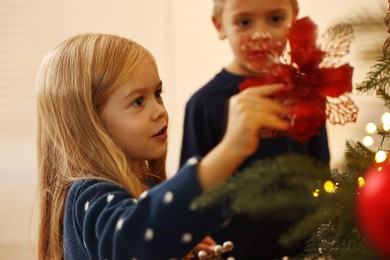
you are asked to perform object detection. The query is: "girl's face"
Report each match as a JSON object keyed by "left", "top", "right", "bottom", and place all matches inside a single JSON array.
[
  {"left": 100, "top": 55, "right": 169, "bottom": 161},
  {"left": 215, "top": 0, "right": 296, "bottom": 76}
]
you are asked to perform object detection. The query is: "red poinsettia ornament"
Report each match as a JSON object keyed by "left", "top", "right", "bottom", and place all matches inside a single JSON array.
[{"left": 239, "top": 17, "right": 358, "bottom": 142}]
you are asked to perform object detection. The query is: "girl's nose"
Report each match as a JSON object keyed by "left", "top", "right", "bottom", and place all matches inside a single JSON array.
[{"left": 152, "top": 102, "right": 166, "bottom": 121}]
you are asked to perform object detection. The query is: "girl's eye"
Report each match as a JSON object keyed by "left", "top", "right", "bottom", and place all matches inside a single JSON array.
[
  {"left": 133, "top": 96, "right": 144, "bottom": 107},
  {"left": 155, "top": 88, "right": 163, "bottom": 100}
]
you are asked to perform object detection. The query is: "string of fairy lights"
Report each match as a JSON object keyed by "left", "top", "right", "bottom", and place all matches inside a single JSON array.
[
  {"left": 312, "top": 111, "right": 390, "bottom": 198},
  {"left": 362, "top": 111, "right": 390, "bottom": 163}
]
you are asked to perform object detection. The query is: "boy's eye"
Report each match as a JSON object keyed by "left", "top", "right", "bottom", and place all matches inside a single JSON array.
[
  {"left": 133, "top": 96, "right": 144, "bottom": 107},
  {"left": 237, "top": 19, "right": 251, "bottom": 27},
  {"left": 269, "top": 15, "right": 285, "bottom": 24}
]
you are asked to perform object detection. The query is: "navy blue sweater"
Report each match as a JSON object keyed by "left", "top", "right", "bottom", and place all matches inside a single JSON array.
[
  {"left": 180, "top": 69, "right": 330, "bottom": 259},
  {"left": 63, "top": 158, "right": 230, "bottom": 260}
]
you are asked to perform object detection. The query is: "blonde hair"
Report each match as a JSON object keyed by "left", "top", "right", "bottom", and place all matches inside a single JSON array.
[
  {"left": 36, "top": 33, "right": 166, "bottom": 260},
  {"left": 212, "top": 0, "right": 299, "bottom": 17}
]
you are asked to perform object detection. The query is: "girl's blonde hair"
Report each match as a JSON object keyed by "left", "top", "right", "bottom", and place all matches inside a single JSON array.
[
  {"left": 212, "top": 0, "right": 299, "bottom": 17},
  {"left": 36, "top": 33, "right": 166, "bottom": 260}
]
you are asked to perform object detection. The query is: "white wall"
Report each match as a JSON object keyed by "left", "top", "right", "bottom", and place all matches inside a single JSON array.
[{"left": 0, "top": 0, "right": 387, "bottom": 258}]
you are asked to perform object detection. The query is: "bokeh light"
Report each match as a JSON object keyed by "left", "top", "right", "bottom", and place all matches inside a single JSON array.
[
  {"left": 375, "top": 150, "right": 387, "bottom": 163},
  {"left": 358, "top": 177, "right": 365, "bottom": 188},
  {"left": 365, "top": 123, "right": 377, "bottom": 134},
  {"left": 381, "top": 112, "right": 390, "bottom": 125},
  {"left": 362, "top": 136, "right": 374, "bottom": 147},
  {"left": 324, "top": 180, "right": 336, "bottom": 193}
]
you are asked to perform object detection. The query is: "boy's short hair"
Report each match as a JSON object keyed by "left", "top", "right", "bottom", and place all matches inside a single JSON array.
[
  {"left": 212, "top": 0, "right": 299, "bottom": 17},
  {"left": 212, "top": 0, "right": 224, "bottom": 17},
  {"left": 291, "top": 0, "right": 298, "bottom": 12}
]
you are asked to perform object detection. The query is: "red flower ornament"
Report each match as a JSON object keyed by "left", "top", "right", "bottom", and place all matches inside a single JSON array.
[{"left": 239, "top": 17, "right": 358, "bottom": 142}]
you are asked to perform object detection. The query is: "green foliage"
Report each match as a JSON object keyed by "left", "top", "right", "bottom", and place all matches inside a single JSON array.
[
  {"left": 192, "top": 152, "right": 381, "bottom": 259},
  {"left": 357, "top": 55, "right": 390, "bottom": 109},
  {"left": 344, "top": 141, "right": 375, "bottom": 173},
  {"left": 191, "top": 154, "right": 329, "bottom": 216},
  {"left": 377, "top": 129, "right": 390, "bottom": 145}
]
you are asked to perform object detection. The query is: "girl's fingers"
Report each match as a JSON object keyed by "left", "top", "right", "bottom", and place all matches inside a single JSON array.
[
  {"left": 255, "top": 112, "right": 290, "bottom": 130},
  {"left": 223, "top": 84, "right": 293, "bottom": 157},
  {"left": 229, "top": 91, "right": 291, "bottom": 129},
  {"left": 240, "top": 83, "right": 287, "bottom": 97},
  {"left": 200, "top": 236, "right": 216, "bottom": 246},
  {"left": 193, "top": 243, "right": 215, "bottom": 254},
  {"left": 188, "top": 236, "right": 216, "bottom": 256},
  {"left": 249, "top": 96, "right": 291, "bottom": 117}
]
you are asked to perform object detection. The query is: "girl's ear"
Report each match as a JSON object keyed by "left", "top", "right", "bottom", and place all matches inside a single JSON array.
[{"left": 212, "top": 16, "right": 226, "bottom": 40}]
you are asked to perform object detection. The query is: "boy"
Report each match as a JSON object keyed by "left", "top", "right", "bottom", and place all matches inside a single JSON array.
[{"left": 180, "top": 0, "right": 330, "bottom": 258}]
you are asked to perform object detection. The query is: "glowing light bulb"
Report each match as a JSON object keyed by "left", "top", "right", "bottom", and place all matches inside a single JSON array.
[
  {"left": 381, "top": 112, "right": 390, "bottom": 125},
  {"left": 313, "top": 189, "right": 320, "bottom": 197},
  {"left": 365, "top": 123, "right": 377, "bottom": 134},
  {"left": 324, "top": 180, "right": 336, "bottom": 193},
  {"left": 384, "top": 123, "right": 390, "bottom": 131},
  {"left": 357, "top": 177, "right": 365, "bottom": 188},
  {"left": 362, "top": 136, "right": 374, "bottom": 147},
  {"left": 375, "top": 150, "right": 387, "bottom": 163}
]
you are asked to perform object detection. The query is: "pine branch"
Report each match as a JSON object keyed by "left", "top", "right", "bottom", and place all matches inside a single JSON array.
[
  {"left": 356, "top": 55, "right": 390, "bottom": 95},
  {"left": 344, "top": 141, "right": 375, "bottom": 174},
  {"left": 377, "top": 86, "right": 390, "bottom": 109},
  {"left": 191, "top": 154, "right": 330, "bottom": 215},
  {"left": 191, "top": 154, "right": 380, "bottom": 258},
  {"left": 377, "top": 129, "right": 390, "bottom": 140}
]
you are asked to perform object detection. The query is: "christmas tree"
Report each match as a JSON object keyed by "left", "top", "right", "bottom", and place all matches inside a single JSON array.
[{"left": 192, "top": 2, "right": 390, "bottom": 259}]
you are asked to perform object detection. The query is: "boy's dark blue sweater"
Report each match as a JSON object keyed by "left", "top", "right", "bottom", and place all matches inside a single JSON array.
[{"left": 180, "top": 69, "right": 330, "bottom": 259}]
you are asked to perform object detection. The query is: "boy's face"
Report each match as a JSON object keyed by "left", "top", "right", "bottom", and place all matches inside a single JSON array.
[{"left": 214, "top": 0, "right": 296, "bottom": 76}]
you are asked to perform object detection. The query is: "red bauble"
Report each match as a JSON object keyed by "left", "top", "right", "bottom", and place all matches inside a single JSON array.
[{"left": 356, "top": 163, "right": 390, "bottom": 258}]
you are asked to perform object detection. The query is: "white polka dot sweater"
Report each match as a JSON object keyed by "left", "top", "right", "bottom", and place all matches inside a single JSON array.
[{"left": 63, "top": 159, "right": 230, "bottom": 260}]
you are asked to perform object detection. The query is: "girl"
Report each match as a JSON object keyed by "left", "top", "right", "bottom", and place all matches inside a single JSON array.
[{"left": 36, "top": 33, "right": 290, "bottom": 260}]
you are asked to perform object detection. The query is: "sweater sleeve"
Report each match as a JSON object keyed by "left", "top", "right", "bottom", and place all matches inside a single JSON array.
[{"left": 63, "top": 158, "right": 230, "bottom": 260}]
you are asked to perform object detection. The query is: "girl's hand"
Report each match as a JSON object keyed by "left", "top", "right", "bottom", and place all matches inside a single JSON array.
[
  {"left": 183, "top": 236, "right": 216, "bottom": 259},
  {"left": 223, "top": 84, "right": 290, "bottom": 157},
  {"left": 198, "top": 84, "right": 291, "bottom": 190},
  {"left": 192, "top": 236, "right": 216, "bottom": 255}
]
